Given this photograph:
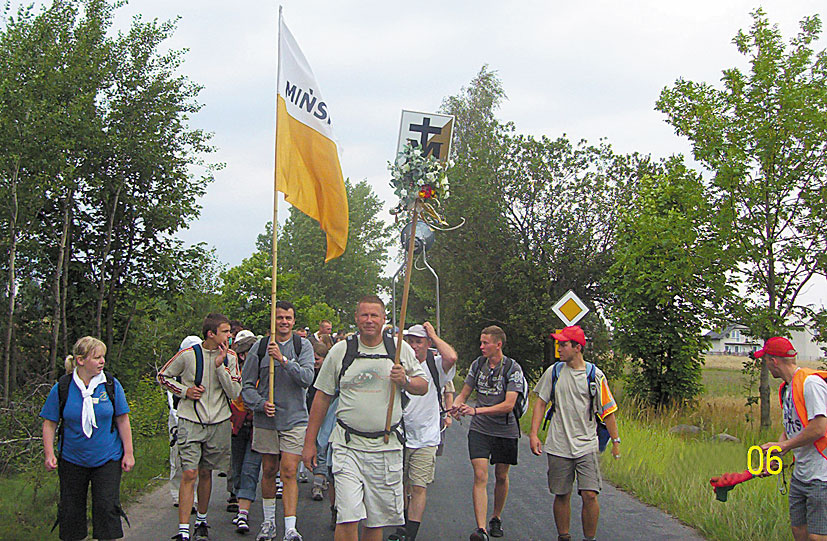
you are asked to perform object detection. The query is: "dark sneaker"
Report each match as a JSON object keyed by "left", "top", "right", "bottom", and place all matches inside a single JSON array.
[
  {"left": 470, "top": 528, "right": 489, "bottom": 541},
  {"left": 488, "top": 517, "right": 503, "bottom": 538},
  {"left": 194, "top": 522, "right": 210, "bottom": 541},
  {"left": 227, "top": 496, "right": 239, "bottom": 513},
  {"left": 387, "top": 527, "right": 407, "bottom": 540},
  {"left": 311, "top": 485, "right": 324, "bottom": 501},
  {"left": 234, "top": 514, "right": 250, "bottom": 534},
  {"left": 171, "top": 535, "right": 189, "bottom": 541}
]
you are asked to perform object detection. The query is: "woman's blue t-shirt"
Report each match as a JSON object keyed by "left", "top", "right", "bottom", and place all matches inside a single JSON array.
[{"left": 40, "top": 375, "right": 130, "bottom": 468}]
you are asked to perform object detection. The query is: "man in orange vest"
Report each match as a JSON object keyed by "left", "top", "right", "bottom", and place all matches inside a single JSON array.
[{"left": 758, "top": 336, "right": 827, "bottom": 541}]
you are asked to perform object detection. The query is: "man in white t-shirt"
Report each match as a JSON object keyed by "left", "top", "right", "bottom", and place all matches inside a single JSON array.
[
  {"left": 385, "top": 323, "right": 457, "bottom": 541},
  {"left": 302, "top": 295, "right": 428, "bottom": 541},
  {"left": 757, "top": 336, "right": 827, "bottom": 541}
]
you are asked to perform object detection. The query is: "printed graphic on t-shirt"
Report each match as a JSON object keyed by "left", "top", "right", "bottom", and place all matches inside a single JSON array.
[
  {"left": 782, "top": 388, "right": 803, "bottom": 437},
  {"left": 341, "top": 367, "right": 386, "bottom": 394}
]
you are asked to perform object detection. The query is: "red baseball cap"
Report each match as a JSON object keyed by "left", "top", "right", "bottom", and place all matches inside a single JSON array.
[
  {"left": 754, "top": 336, "right": 796, "bottom": 358},
  {"left": 550, "top": 326, "right": 586, "bottom": 347}
]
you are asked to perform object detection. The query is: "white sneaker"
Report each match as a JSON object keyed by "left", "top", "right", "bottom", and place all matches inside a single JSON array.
[
  {"left": 256, "top": 520, "right": 278, "bottom": 541},
  {"left": 283, "top": 528, "right": 303, "bottom": 541},
  {"left": 275, "top": 479, "right": 284, "bottom": 499}
]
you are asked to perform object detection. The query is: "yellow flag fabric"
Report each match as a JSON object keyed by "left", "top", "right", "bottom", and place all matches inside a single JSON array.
[{"left": 277, "top": 13, "right": 347, "bottom": 261}]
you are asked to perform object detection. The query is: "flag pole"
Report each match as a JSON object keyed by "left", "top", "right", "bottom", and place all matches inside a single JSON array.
[
  {"left": 269, "top": 5, "right": 284, "bottom": 405},
  {"left": 384, "top": 204, "right": 419, "bottom": 443}
]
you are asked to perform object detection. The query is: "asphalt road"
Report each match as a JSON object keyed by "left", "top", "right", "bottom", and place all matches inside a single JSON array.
[{"left": 125, "top": 421, "right": 705, "bottom": 541}]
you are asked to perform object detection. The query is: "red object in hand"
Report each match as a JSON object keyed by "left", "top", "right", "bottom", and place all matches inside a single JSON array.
[
  {"left": 710, "top": 469, "right": 754, "bottom": 488},
  {"left": 419, "top": 185, "right": 434, "bottom": 199}
]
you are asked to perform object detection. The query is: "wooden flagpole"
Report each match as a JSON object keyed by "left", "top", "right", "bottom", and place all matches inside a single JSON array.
[
  {"left": 384, "top": 204, "right": 419, "bottom": 442},
  {"left": 269, "top": 6, "right": 284, "bottom": 405}
]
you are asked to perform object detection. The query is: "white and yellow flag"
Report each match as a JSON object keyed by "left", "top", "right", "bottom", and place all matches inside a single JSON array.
[{"left": 276, "top": 11, "right": 348, "bottom": 261}]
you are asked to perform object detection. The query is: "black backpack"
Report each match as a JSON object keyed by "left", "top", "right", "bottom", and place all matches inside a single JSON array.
[
  {"left": 335, "top": 331, "right": 408, "bottom": 444},
  {"left": 255, "top": 334, "right": 303, "bottom": 374},
  {"left": 470, "top": 356, "right": 528, "bottom": 423},
  {"left": 338, "top": 331, "right": 396, "bottom": 386},
  {"left": 57, "top": 373, "right": 117, "bottom": 455}
]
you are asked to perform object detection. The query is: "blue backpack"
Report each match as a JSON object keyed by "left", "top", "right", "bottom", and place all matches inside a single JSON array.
[{"left": 542, "top": 361, "right": 610, "bottom": 452}]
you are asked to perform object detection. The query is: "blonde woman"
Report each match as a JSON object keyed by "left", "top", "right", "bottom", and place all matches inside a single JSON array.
[{"left": 41, "top": 336, "right": 134, "bottom": 541}]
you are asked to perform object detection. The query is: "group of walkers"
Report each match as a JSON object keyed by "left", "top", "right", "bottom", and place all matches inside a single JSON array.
[{"left": 38, "top": 292, "right": 827, "bottom": 541}]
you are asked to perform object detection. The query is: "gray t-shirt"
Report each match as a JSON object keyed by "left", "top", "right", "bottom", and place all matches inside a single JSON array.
[
  {"left": 464, "top": 356, "right": 523, "bottom": 439},
  {"left": 782, "top": 371, "right": 827, "bottom": 482}
]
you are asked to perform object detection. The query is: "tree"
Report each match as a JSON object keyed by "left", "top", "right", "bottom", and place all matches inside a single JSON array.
[
  {"left": 271, "top": 178, "right": 393, "bottom": 326},
  {"left": 608, "top": 161, "right": 732, "bottom": 406},
  {"left": 422, "top": 66, "right": 654, "bottom": 378},
  {"left": 0, "top": 0, "right": 217, "bottom": 392},
  {"left": 656, "top": 9, "right": 827, "bottom": 425}
]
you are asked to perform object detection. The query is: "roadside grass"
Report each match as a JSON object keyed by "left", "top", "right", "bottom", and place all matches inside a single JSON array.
[
  {"left": 519, "top": 362, "right": 793, "bottom": 541},
  {"left": 0, "top": 433, "right": 168, "bottom": 540}
]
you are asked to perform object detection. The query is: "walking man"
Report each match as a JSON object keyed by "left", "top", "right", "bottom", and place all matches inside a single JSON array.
[
  {"left": 387, "top": 322, "right": 457, "bottom": 541},
  {"left": 757, "top": 336, "right": 827, "bottom": 541},
  {"left": 158, "top": 313, "right": 242, "bottom": 541},
  {"left": 302, "top": 295, "right": 428, "bottom": 541},
  {"left": 241, "top": 300, "right": 314, "bottom": 541},
  {"left": 529, "top": 325, "right": 620, "bottom": 541},
  {"left": 452, "top": 326, "right": 525, "bottom": 541}
]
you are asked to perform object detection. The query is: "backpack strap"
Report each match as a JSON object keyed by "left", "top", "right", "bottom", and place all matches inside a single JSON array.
[
  {"left": 193, "top": 343, "right": 204, "bottom": 388},
  {"left": 425, "top": 350, "right": 445, "bottom": 415},
  {"left": 542, "top": 362, "right": 565, "bottom": 430},
  {"left": 57, "top": 373, "right": 72, "bottom": 456},
  {"left": 292, "top": 334, "right": 303, "bottom": 358},
  {"left": 104, "top": 376, "right": 117, "bottom": 433},
  {"left": 338, "top": 334, "right": 361, "bottom": 387}
]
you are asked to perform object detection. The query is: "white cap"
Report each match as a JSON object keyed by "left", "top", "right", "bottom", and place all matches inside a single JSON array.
[
  {"left": 404, "top": 324, "right": 428, "bottom": 338},
  {"left": 179, "top": 335, "right": 202, "bottom": 351}
]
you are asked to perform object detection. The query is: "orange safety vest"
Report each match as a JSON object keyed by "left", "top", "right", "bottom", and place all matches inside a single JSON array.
[{"left": 778, "top": 368, "right": 827, "bottom": 461}]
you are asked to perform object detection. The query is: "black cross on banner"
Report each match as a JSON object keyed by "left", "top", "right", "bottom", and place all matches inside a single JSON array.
[{"left": 409, "top": 117, "right": 443, "bottom": 158}]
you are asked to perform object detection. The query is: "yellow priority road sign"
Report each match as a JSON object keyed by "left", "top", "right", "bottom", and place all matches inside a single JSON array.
[{"left": 552, "top": 290, "right": 589, "bottom": 326}]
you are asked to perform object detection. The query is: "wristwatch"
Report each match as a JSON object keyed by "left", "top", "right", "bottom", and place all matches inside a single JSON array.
[{"left": 612, "top": 438, "right": 621, "bottom": 444}]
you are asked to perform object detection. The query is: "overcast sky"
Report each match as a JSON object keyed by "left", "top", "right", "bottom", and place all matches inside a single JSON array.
[{"left": 18, "top": 0, "right": 827, "bottom": 306}]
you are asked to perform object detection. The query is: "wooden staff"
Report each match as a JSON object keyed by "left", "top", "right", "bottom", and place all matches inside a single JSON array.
[
  {"left": 384, "top": 203, "right": 419, "bottom": 443},
  {"left": 269, "top": 7, "right": 283, "bottom": 405}
]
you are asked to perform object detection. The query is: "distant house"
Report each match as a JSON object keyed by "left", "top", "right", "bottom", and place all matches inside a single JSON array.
[
  {"left": 704, "top": 324, "right": 760, "bottom": 356},
  {"left": 704, "top": 324, "right": 825, "bottom": 361}
]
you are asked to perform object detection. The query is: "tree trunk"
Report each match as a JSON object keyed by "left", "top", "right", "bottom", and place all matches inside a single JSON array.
[
  {"left": 95, "top": 185, "right": 122, "bottom": 337},
  {"left": 61, "top": 223, "right": 70, "bottom": 357},
  {"left": 2, "top": 161, "right": 20, "bottom": 404},
  {"left": 760, "top": 214, "right": 776, "bottom": 429},
  {"left": 49, "top": 189, "right": 73, "bottom": 381},
  {"left": 115, "top": 301, "right": 137, "bottom": 367}
]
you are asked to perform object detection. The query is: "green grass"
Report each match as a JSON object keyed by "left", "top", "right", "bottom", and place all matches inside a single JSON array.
[
  {"left": 519, "top": 365, "right": 792, "bottom": 541},
  {"left": 0, "top": 434, "right": 169, "bottom": 540}
]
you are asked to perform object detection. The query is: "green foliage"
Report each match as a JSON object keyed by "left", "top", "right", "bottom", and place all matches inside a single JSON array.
[
  {"left": 657, "top": 9, "right": 827, "bottom": 423},
  {"left": 126, "top": 376, "right": 168, "bottom": 438},
  {"left": 0, "top": 0, "right": 218, "bottom": 395},
  {"left": 419, "top": 66, "right": 654, "bottom": 379},
  {"left": 608, "top": 162, "right": 731, "bottom": 406},
  {"left": 259, "top": 178, "right": 392, "bottom": 329}
]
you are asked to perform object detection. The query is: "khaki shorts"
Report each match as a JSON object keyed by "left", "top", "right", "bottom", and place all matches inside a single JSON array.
[
  {"left": 547, "top": 451, "right": 602, "bottom": 495},
  {"left": 177, "top": 418, "right": 231, "bottom": 472},
  {"left": 252, "top": 425, "right": 306, "bottom": 456},
  {"left": 404, "top": 446, "right": 438, "bottom": 488},
  {"left": 330, "top": 444, "right": 404, "bottom": 528}
]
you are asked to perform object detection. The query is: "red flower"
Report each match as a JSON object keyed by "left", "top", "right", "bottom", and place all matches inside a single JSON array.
[{"left": 419, "top": 185, "right": 435, "bottom": 199}]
